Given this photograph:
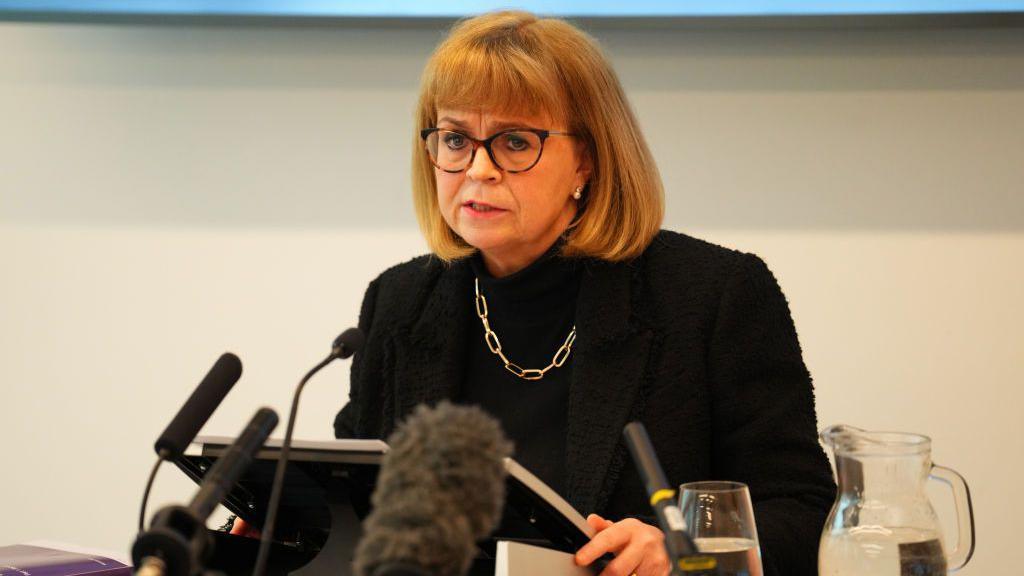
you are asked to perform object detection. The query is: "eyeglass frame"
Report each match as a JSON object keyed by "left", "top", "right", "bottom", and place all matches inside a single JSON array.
[{"left": 419, "top": 127, "right": 576, "bottom": 174}]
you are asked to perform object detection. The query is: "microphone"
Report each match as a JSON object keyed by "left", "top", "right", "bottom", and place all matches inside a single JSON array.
[
  {"left": 132, "top": 407, "right": 279, "bottom": 576},
  {"left": 188, "top": 407, "right": 279, "bottom": 520},
  {"left": 140, "top": 353, "right": 243, "bottom": 531},
  {"left": 622, "top": 422, "right": 718, "bottom": 576},
  {"left": 333, "top": 327, "right": 365, "bottom": 359},
  {"left": 354, "top": 402, "right": 512, "bottom": 576},
  {"left": 251, "top": 328, "right": 366, "bottom": 576},
  {"left": 155, "top": 353, "right": 243, "bottom": 458}
]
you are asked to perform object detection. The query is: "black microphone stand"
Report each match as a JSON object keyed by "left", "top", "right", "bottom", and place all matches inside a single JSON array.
[
  {"left": 139, "top": 353, "right": 243, "bottom": 533},
  {"left": 133, "top": 408, "right": 279, "bottom": 576},
  {"left": 252, "top": 328, "right": 364, "bottom": 576}
]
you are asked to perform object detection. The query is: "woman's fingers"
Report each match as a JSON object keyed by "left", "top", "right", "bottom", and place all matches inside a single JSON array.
[
  {"left": 596, "top": 540, "right": 645, "bottom": 576},
  {"left": 229, "top": 517, "right": 261, "bottom": 538},
  {"left": 587, "top": 513, "right": 615, "bottom": 532},
  {"left": 229, "top": 518, "right": 249, "bottom": 535},
  {"left": 576, "top": 517, "right": 671, "bottom": 576},
  {"left": 576, "top": 522, "right": 632, "bottom": 566},
  {"left": 634, "top": 549, "right": 672, "bottom": 576}
]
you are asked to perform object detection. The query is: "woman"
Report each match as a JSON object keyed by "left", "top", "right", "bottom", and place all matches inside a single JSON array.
[{"left": 334, "top": 11, "right": 835, "bottom": 576}]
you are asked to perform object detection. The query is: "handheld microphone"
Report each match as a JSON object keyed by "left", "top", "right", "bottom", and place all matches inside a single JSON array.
[
  {"left": 132, "top": 407, "right": 279, "bottom": 576},
  {"left": 140, "top": 353, "right": 243, "bottom": 531},
  {"left": 354, "top": 402, "right": 512, "bottom": 576},
  {"left": 623, "top": 422, "right": 718, "bottom": 576},
  {"left": 252, "top": 328, "right": 366, "bottom": 576}
]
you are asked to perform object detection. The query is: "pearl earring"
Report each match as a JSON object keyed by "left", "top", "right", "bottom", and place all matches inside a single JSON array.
[{"left": 572, "top": 186, "right": 583, "bottom": 200}]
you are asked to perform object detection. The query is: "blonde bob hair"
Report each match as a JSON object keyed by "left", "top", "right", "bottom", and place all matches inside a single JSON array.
[{"left": 413, "top": 10, "right": 664, "bottom": 262}]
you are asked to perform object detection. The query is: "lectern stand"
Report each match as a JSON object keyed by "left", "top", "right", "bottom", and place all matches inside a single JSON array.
[
  {"left": 177, "top": 436, "right": 597, "bottom": 576},
  {"left": 178, "top": 436, "right": 384, "bottom": 576}
]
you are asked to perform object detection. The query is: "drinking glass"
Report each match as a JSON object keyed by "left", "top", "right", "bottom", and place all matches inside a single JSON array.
[{"left": 679, "top": 481, "right": 763, "bottom": 576}]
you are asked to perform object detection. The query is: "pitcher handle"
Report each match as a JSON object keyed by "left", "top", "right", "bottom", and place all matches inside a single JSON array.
[{"left": 929, "top": 464, "right": 976, "bottom": 571}]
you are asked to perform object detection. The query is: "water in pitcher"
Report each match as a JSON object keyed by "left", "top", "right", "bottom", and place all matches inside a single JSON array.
[
  {"left": 693, "top": 537, "right": 763, "bottom": 576},
  {"left": 818, "top": 425, "right": 975, "bottom": 575},
  {"left": 819, "top": 527, "right": 946, "bottom": 576}
]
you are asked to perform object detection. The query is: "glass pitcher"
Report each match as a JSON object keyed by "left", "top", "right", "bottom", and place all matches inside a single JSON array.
[{"left": 818, "top": 425, "right": 975, "bottom": 575}]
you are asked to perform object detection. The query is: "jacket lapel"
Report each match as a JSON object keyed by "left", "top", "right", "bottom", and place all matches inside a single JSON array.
[
  {"left": 566, "top": 259, "right": 653, "bottom": 515},
  {"left": 390, "top": 259, "right": 473, "bottom": 431}
]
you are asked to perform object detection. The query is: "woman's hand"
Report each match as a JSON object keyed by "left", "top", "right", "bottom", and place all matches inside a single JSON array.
[
  {"left": 229, "top": 517, "right": 261, "bottom": 538},
  {"left": 574, "top": 513, "right": 671, "bottom": 576}
]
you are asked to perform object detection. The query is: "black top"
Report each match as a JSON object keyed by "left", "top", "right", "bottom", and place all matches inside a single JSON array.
[
  {"left": 335, "top": 230, "right": 837, "bottom": 576},
  {"left": 460, "top": 246, "right": 582, "bottom": 497}
]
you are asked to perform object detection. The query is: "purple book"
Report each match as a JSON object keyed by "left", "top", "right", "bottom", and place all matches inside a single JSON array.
[{"left": 0, "top": 545, "right": 130, "bottom": 576}]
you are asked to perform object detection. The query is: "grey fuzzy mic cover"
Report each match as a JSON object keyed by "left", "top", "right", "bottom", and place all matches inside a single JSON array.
[{"left": 353, "top": 401, "right": 513, "bottom": 576}]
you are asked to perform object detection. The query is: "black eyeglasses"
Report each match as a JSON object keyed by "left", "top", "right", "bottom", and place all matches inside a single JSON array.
[{"left": 420, "top": 127, "right": 575, "bottom": 174}]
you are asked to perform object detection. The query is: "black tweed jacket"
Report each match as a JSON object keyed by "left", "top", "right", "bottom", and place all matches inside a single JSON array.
[{"left": 334, "top": 230, "right": 836, "bottom": 576}]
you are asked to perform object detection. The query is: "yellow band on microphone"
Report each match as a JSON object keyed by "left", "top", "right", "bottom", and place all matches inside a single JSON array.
[{"left": 649, "top": 488, "right": 676, "bottom": 506}]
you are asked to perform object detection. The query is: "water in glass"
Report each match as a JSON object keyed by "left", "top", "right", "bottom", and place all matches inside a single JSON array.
[{"left": 693, "top": 537, "right": 763, "bottom": 576}]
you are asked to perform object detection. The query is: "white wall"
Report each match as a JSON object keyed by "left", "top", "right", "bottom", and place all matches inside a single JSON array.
[{"left": 1, "top": 18, "right": 1021, "bottom": 574}]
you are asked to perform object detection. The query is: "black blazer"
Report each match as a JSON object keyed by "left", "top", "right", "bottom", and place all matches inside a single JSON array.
[{"left": 334, "top": 230, "right": 836, "bottom": 576}]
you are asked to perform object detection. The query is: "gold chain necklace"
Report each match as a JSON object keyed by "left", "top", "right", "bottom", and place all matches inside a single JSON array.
[{"left": 474, "top": 277, "right": 577, "bottom": 381}]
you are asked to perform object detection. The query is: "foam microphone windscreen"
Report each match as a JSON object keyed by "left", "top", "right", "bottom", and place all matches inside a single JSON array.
[
  {"left": 154, "top": 352, "right": 243, "bottom": 458},
  {"left": 353, "top": 402, "right": 512, "bottom": 576}
]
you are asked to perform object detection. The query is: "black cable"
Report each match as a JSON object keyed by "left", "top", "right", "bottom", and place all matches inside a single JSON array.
[
  {"left": 251, "top": 354, "right": 334, "bottom": 576},
  {"left": 138, "top": 451, "right": 169, "bottom": 532}
]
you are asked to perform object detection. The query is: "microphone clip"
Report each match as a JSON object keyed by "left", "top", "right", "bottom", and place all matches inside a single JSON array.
[{"left": 132, "top": 505, "right": 212, "bottom": 576}]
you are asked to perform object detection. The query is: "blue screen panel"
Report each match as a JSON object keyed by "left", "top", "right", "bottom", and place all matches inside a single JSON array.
[{"left": 1, "top": 0, "right": 1023, "bottom": 17}]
